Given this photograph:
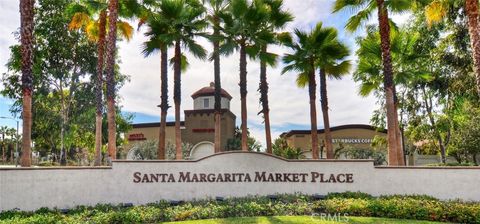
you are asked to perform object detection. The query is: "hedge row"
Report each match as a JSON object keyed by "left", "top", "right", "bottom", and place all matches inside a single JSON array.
[{"left": 1, "top": 193, "right": 479, "bottom": 224}]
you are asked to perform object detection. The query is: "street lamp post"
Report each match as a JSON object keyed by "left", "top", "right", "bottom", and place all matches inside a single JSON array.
[{"left": 0, "top": 116, "right": 20, "bottom": 167}]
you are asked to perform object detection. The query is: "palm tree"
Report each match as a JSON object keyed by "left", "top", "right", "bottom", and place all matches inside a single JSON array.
[
  {"left": 424, "top": 0, "right": 480, "bottom": 98},
  {"left": 204, "top": 0, "right": 230, "bottom": 153},
  {"left": 355, "top": 26, "right": 440, "bottom": 163},
  {"left": 281, "top": 23, "right": 327, "bottom": 159},
  {"left": 254, "top": 0, "right": 293, "bottom": 154},
  {"left": 142, "top": 11, "right": 173, "bottom": 160},
  {"left": 158, "top": 0, "right": 207, "bottom": 159},
  {"left": 333, "top": 0, "right": 411, "bottom": 165},
  {"left": 68, "top": 0, "right": 137, "bottom": 165},
  {"left": 317, "top": 38, "right": 351, "bottom": 159},
  {"left": 20, "top": 0, "right": 35, "bottom": 167},
  {"left": 105, "top": 0, "right": 119, "bottom": 161},
  {"left": 220, "top": 0, "right": 268, "bottom": 151}
]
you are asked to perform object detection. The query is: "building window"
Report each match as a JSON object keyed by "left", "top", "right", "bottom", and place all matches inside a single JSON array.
[{"left": 203, "top": 98, "right": 209, "bottom": 108}]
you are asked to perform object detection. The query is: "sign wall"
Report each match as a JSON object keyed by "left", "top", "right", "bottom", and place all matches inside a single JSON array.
[{"left": 0, "top": 152, "right": 479, "bottom": 211}]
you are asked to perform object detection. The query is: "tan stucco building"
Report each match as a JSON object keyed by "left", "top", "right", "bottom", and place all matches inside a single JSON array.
[
  {"left": 124, "top": 83, "right": 236, "bottom": 159},
  {"left": 280, "top": 124, "right": 387, "bottom": 158}
]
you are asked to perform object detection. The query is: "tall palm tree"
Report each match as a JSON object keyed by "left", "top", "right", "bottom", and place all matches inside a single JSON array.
[
  {"left": 158, "top": 0, "right": 207, "bottom": 159},
  {"left": 220, "top": 0, "right": 268, "bottom": 151},
  {"left": 317, "top": 36, "right": 351, "bottom": 159},
  {"left": 333, "top": 0, "right": 411, "bottom": 165},
  {"left": 105, "top": 0, "right": 119, "bottom": 161},
  {"left": 425, "top": 0, "right": 480, "bottom": 98},
  {"left": 281, "top": 23, "right": 328, "bottom": 159},
  {"left": 355, "top": 26, "right": 438, "bottom": 162},
  {"left": 20, "top": 0, "right": 35, "bottom": 167},
  {"left": 142, "top": 11, "right": 173, "bottom": 160},
  {"left": 204, "top": 0, "right": 229, "bottom": 153},
  {"left": 68, "top": 0, "right": 137, "bottom": 165},
  {"left": 254, "top": 0, "right": 292, "bottom": 154}
]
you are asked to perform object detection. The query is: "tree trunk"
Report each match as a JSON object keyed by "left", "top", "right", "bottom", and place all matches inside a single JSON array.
[
  {"left": 309, "top": 68, "right": 319, "bottom": 159},
  {"left": 174, "top": 41, "right": 182, "bottom": 159},
  {"left": 239, "top": 42, "right": 248, "bottom": 151},
  {"left": 376, "top": 0, "right": 398, "bottom": 166},
  {"left": 94, "top": 10, "right": 106, "bottom": 166},
  {"left": 106, "top": 0, "right": 118, "bottom": 161},
  {"left": 20, "top": 0, "right": 34, "bottom": 167},
  {"left": 259, "top": 45, "right": 272, "bottom": 154},
  {"left": 158, "top": 48, "right": 168, "bottom": 160},
  {"left": 213, "top": 23, "right": 222, "bottom": 153},
  {"left": 422, "top": 86, "right": 447, "bottom": 164},
  {"left": 319, "top": 69, "right": 333, "bottom": 159},
  {"left": 465, "top": 0, "right": 480, "bottom": 98},
  {"left": 393, "top": 95, "right": 405, "bottom": 165},
  {"left": 2, "top": 140, "right": 5, "bottom": 163},
  {"left": 60, "top": 117, "right": 66, "bottom": 165}
]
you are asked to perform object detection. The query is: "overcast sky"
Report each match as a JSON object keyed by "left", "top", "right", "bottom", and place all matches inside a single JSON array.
[{"left": 0, "top": 0, "right": 410, "bottom": 149}]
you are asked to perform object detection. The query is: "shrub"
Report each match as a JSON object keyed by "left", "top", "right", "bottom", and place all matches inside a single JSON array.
[{"left": 1, "top": 193, "right": 479, "bottom": 223}]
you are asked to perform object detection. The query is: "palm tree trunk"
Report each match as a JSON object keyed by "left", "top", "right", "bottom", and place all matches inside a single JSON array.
[
  {"left": 106, "top": 0, "right": 118, "bottom": 161},
  {"left": 20, "top": 0, "right": 34, "bottom": 167},
  {"left": 158, "top": 47, "right": 168, "bottom": 160},
  {"left": 240, "top": 42, "right": 248, "bottom": 151},
  {"left": 94, "top": 10, "right": 106, "bottom": 166},
  {"left": 174, "top": 41, "right": 182, "bottom": 159},
  {"left": 319, "top": 69, "right": 333, "bottom": 159},
  {"left": 259, "top": 45, "right": 273, "bottom": 154},
  {"left": 465, "top": 0, "right": 480, "bottom": 98},
  {"left": 213, "top": 23, "right": 222, "bottom": 153},
  {"left": 309, "top": 68, "right": 319, "bottom": 159},
  {"left": 376, "top": 0, "right": 399, "bottom": 166}
]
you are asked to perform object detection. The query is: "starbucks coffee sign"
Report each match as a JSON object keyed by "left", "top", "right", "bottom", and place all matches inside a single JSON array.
[{"left": 332, "top": 138, "right": 373, "bottom": 144}]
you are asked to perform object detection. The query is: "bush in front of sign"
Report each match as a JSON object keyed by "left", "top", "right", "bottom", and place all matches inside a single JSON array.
[
  {"left": 130, "top": 140, "right": 192, "bottom": 160},
  {"left": 1, "top": 193, "right": 480, "bottom": 223}
]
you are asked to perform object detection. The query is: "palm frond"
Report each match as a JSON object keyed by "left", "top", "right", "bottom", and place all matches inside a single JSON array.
[{"left": 117, "top": 21, "right": 134, "bottom": 41}]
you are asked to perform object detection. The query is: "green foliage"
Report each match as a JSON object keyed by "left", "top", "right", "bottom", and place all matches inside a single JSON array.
[
  {"left": 1, "top": 0, "right": 132, "bottom": 162},
  {"left": 225, "top": 127, "right": 262, "bottom": 152},
  {"left": 335, "top": 145, "right": 387, "bottom": 165},
  {"left": 448, "top": 102, "right": 480, "bottom": 164},
  {"left": 130, "top": 140, "right": 192, "bottom": 160},
  {"left": 272, "top": 138, "right": 305, "bottom": 159},
  {"left": 1, "top": 193, "right": 479, "bottom": 223}
]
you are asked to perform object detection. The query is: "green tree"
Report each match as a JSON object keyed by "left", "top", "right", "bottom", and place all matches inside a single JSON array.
[
  {"left": 19, "top": 0, "right": 35, "bottom": 167},
  {"left": 155, "top": 0, "right": 207, "bottom": 159},
  {"left": 316, "top": 31, "right": 351, "bottom": 159},
  {"left": 220, "top": 0, "right": 268, "bottom": 151},
  {"left": 281, "top": 23, "right": 348, "bottom": 159},
  {"left": 2, "top": 0, "right": 132, "bottom": 165},
  {"left": 204, "top": 0, "right": 230, "bottom": 153},
  {"left": 142, "top": 4, "right": 173, "bottom": 159},
  {"left": 272, "top": 138, "right": 304, "bottom": 159},
  {"left": 424, "top": 0, "right": 480, "bottom": 97},
  {"left": 67, "top": 0, "right": 140, "bottom": 164},
  {"left": 225, "top": 127, "right": 262, "bottom": 152},
  {"left": 333, "top": 0, "right": 416, "bottom": 166},
  {"left": 449, "top": 102, "right": 480, "bottom": 165},
  {"left": 254, "top": 0, "right": 293, "bottom": 154},
  {"left": 105, "top": 0, "right": 119, "bottom": 161}
]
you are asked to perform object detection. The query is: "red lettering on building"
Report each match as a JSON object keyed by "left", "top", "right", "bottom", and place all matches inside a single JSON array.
[{"left": 128, "top": 133, "right": 146, "bottom": 141}]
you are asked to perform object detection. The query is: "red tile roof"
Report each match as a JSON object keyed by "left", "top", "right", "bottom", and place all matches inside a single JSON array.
[{"left": 191, "top": 82, "right": 232, "bottom": 100}]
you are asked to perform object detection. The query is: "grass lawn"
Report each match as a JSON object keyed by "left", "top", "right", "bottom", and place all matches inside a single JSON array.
[{"left": 165, "top": 216, "right": 444, "bottom": 224}]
